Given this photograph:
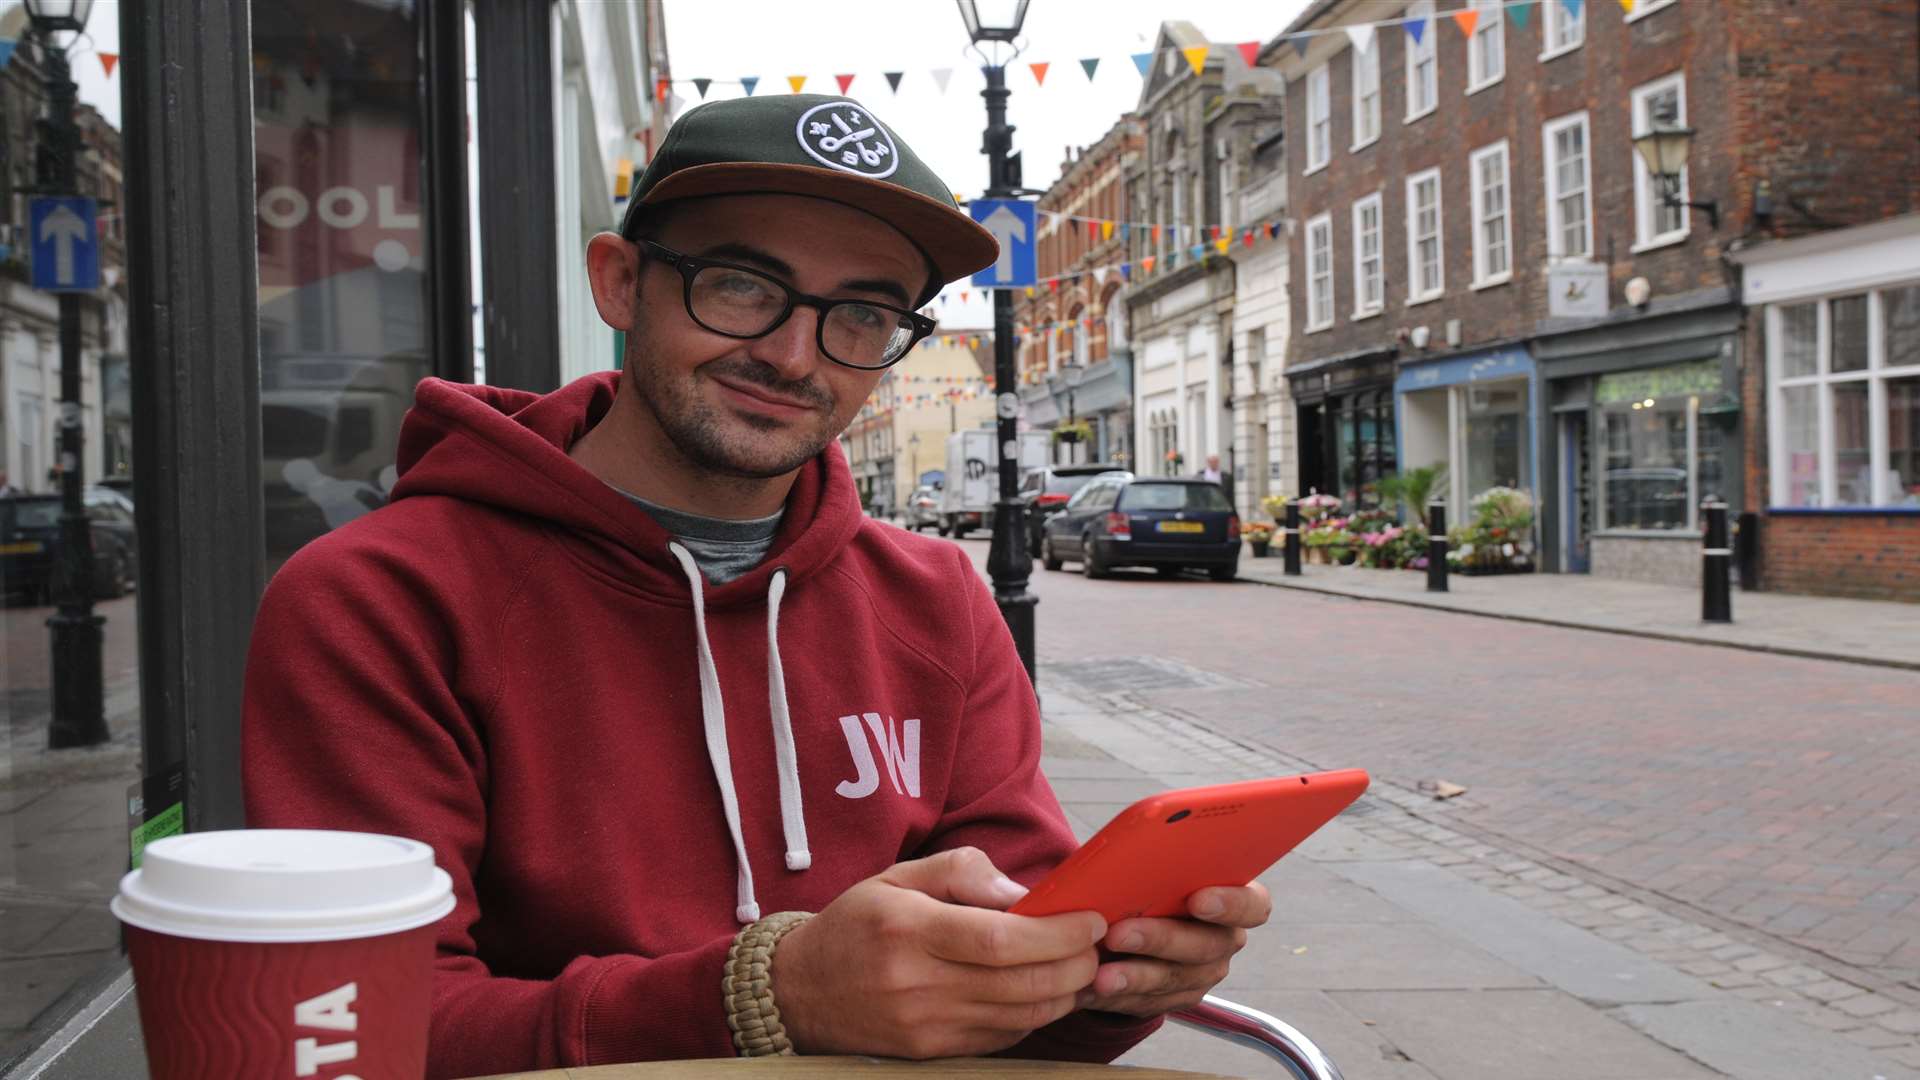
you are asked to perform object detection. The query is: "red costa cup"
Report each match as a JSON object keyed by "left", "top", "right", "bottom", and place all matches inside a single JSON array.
[{"left": 112, "top": 830, "right": 454, "bottom": 1080}]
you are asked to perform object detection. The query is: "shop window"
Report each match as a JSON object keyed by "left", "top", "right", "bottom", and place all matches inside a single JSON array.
[
  {"left": 1596, "top": 360, "right": 1725, "bottom": 531},
  {"left": 1465, "top": 383, "right": 1528, "bottom": 498},
  {"left": 1768, "top": 286, "right": 1920, "bottom": 507}
]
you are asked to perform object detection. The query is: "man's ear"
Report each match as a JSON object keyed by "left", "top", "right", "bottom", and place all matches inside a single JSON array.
[{"left": 585, "top": 233, "right": 643, "bottom": 330}]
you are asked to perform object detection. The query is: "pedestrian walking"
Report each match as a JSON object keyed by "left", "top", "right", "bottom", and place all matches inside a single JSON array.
[{"left": 242, "top": 94, "right": 1268, "bottom": 1079}]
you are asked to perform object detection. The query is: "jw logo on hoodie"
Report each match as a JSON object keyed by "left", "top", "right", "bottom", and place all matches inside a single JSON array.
[{"left": 836, "top": 713, "right": 921, "bottom": 799}]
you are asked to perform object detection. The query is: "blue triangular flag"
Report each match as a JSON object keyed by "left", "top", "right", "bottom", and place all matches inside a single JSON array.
[
  {"left": 1406, "top": 17, "right": 1427, "bottom": 45},
  {"left": 1561, "top": 0, "right": 1583, "bottom": 17},
  {"left": 1510, "top": 1, "right": 1534, "bottom": 28},
  {"left": 1120, "top": 263, "right": 1131, "bottom": 282},
  {"left": 741, "top": 75, "right": 760, "bottom": 96},
  {"left": 1290, "top": 34, "right": 1310, "bottom": 59},
  {"left": 0, "top": 41, "right": 15, "bottom": 69},
  {"left": 1080, "top": 58, "right": 1100, "bottom": 81},
  {"left": 692, "top": 78, "right": 712, "bottom": 99},
  {"left": 1131, "top": 52, "right": 1153, "bottom": 77},
  {"left": 1120, "top": 223, "right": 1131, "bottom": 243}
]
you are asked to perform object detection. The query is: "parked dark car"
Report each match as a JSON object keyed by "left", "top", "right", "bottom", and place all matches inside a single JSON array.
[
  {"left": 1, "top": 489, "right": 139, "bottom": 604},
  {"left": 1040, "top": 477, "right": 1240, "bottom": 581},
  {"left": 1018, "top": 463, "right": 1128, "bottom": 556}
]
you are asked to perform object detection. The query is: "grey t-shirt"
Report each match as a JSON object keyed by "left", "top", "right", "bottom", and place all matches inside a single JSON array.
[{"left": 617, "top": 489, "right": 783, "bottom": 586}]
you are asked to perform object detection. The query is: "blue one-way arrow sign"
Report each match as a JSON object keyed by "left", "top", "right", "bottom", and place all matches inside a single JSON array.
[
  {"left": 969, "top": 198, "right": 1036, "bottom": 289},
  {"left": 31, "top": 196, "right": 100, "bottom": 293}
]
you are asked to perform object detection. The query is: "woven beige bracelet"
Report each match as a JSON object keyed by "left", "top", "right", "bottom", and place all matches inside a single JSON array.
[{"left": 723, "top": 911, "right": 813, "bottom": 1057}]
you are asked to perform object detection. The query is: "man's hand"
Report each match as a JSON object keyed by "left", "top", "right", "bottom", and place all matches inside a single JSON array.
[
  {"left": 771, "top": 848, "right": 1106, "bottom": 1059},
  {"left": 1078, "top": 883, "right": 1271, "bottom": 1017}
]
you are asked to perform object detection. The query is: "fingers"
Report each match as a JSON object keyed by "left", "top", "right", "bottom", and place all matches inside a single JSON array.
[
  {"left": 882, "top": 847, "right": 1031, "bottom": 909},
  {"left": 1084, "top": 956, "right": 1229, "bottom": 1016},
  {"left": 1186, "top": 882, "right": 1272, "bottom": 929},
  {"left": 964, "top": 950, "right": 1101, "bottom": 1005},
  {"left": 1104, "top": 915, "right": 1246, "bottom": 966},
  {"left": 920, "top": 897, "right": 1106, "bottom": 968}
]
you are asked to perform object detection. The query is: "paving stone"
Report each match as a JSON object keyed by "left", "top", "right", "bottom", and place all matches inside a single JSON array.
[
  {"left": 1795, "top": 979, "right": 1866, "bottom": 1004},
  {"left": 1878, "top": 1009, "right": 1920, "bottom": 1035},
  {"left": 1842, "top": 1024, "right": 1912, "bottom": 1050},
  {"left": 1760, "top": 965, "right": 1823, "bottom": 988},
  {"left": 1732, "top": 953, "right": 1791, "bottom": 974},
  {"left": 1678, "top": 959, "right": 1731, "bottom": 977},
  {"left": 1834, "top": 993, "right": 1901, "bottom": 1019}
]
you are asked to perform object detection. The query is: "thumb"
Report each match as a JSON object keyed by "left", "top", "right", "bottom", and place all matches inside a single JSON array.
[{"left": 882, "top": 847, "right": 1031, "bottom": 910}]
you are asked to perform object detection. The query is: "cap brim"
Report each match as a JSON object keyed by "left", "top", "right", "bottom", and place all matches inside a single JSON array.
[{"left": 639, "top": 163, "right": 999, "bottom": 290}]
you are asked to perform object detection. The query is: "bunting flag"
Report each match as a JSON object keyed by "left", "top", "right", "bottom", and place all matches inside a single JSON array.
[
  {"left": 1141, "top": 256, "right": 1157, "bottom": 274},
  {"left": 884, "top": 71, "right": 904, "bottom": 92},
  {"left": 1086, "top": 219, "right": 1100, "bottom": 242},
  {"left": 1407, "top": 16, "right": 1429, "bottom": 44},
  {"left": 1080, "top": 57, "right": 1100, "bottom": 81},
  {"left": 1190, "top": 244, "right": 1205, "bottom": 260},
  {"left": 1120, "top": 223, "right": 1131, "bottom": 243},
  {"left": 1452, "top": 9, "right": 1479, "bottom": 36},
  {"left": 1242, "top": 230, "right": 1255, "bottom": 249},
  {"left": 1025, "top": 287, "right": 1035, "bottom": 298},
  {"left": 1509, "top": 1, "right": 1534, "bottom": 28},
  {"left": 1209, "top": 224, "right": 1221, "bottom": 240},
  {"left": 98, "top": 52, "right": 119, "bottom": 77},
  {"left": 961, "top": 291, "right": 970, "bottom": 302},
  {"left": 1562, "top": 0, "right": 1584, "bottom": 17},
  {"left": 1029, "top": 61, "right": 1050, "bottom": 86},
  {"left": 1101, "top": 220, "right": 1115, "bottom": 241},
  {"left": 1214, "top": 236, "right": 1231, "bottom": 255},
  {"left": 787, "top": 75, "right": 807, "bottom": 93},
  {"left": 1181, "top": 45, "right": 1208, "bottom": 76},
  {"left": 1120, "top": 263, "right": 1131, "bottom": 281},
  {"left": 931, "top": 67, "right": 953, "bottom": 94},
  {"left": 1346, "top": 23, "right": 1376, "bottom": 54},
  {"left": 1290, "top": 34, "right": 1311, "bottom": 58},
  {"left": 741, "top": 75, "right": 760, "bottom": 96},
  {"left": 1620, "top": 0, "right": 1635, "bottom": 11},
  {"left": 1093, "top": 266, "right": 1107, "bottom": 285},
  {"left": 1267, "top": 221, "right": 1282, "bottom": 239},
  {"left": 1236, "top": 41, "right": 1260, "bottom": 68},
  {"left": 0, "top": 41, "right": 14, "bottom": 69},
  {"left": 692, "top": 77, "right": 712, "bottom": 98},
  {"left": 655, "top": 78, "right": 669, "bottom": 103},
  {"left": 836, "top": 73, "right": 856, "bottom": 93},
  {"left": 1151, "top": 225, "right": 1162, "bottom": 244},
  {"left": 1131, "top": 52, "right": 1153, "bottom": 77}
]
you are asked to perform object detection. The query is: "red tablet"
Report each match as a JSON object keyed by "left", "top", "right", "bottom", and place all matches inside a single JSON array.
[{"left": 1011, "top": 770, "right": 1370, "bottom": 923}]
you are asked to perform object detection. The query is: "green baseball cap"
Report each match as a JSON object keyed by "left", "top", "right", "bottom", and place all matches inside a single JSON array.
[{"left": 619, "top": 94, "right": 998, "bottom": 289}]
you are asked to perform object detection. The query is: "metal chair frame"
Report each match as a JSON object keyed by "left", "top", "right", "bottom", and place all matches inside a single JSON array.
[{"left": 1168, "top": 995, "right": 1345, "bottom": 1080}]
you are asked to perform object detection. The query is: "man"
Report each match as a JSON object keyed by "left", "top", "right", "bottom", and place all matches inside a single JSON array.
[
  {"left": 243, "top": 95, "right": 1267, "bottom": 1078},
  {"left": 1199, "top": 454, "right": 1224, "bottom": 486}
]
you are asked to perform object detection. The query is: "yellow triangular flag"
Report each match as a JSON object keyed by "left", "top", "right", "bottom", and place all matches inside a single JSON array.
[
  {"left": 1214, "top": 236, "right": 1231, "bottom": 255},
  {"left": 1620, "top": 0, "right": 1635, "bottom": 10},
  {"left": 1182, "top": 46, "right": 1208, "bottom": 77},
  {"left": 787, "top": 75, "right": 807, "bottom": 94},
  {"left": 1101, "top": 221, "right": 1115, "bottom": 241},
  {"left": 1452, "top": 9, "right": 1479, "bottom": 37},
  {"left": 1025, "top": 286, "right": 1035, "bottom": 297}
]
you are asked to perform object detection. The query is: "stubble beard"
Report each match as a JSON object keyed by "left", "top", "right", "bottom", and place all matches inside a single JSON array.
[{"left": 629, "top": 340, "right": 843, "bottom": 481}]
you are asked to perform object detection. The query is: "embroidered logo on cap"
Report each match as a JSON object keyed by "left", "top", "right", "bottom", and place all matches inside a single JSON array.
[{"left": 795, "top": 101, "right": 899, "bottom": 179}]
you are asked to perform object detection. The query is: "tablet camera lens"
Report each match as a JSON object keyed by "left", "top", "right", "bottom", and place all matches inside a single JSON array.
[{"left": 1166, "top": 809, "right": 1191, "bottom": 823}]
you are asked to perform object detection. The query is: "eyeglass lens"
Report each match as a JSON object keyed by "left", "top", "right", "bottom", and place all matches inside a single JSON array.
[{"left": 688, "top": 265, "right": 915, "bottom": 369}]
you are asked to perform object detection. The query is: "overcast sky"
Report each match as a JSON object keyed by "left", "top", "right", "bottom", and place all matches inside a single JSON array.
[{"left": 661, "top": 0, "right": 1310, "bottom": 328}]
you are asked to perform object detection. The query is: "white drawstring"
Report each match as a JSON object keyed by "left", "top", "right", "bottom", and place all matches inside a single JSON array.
[
  {"left": 667, "top": 543, "right": 810, "bottom": 924},
  {"left": 766, "top": 569, "right": 813, "bottom": 871}
]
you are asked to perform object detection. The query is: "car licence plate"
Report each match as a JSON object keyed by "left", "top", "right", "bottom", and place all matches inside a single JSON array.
[
  {"left": 0, "top": 541, "right": 43, "bottom": 554},
  {"left": 1156, "top": 521, "right": 1205, "bottom": 534}
]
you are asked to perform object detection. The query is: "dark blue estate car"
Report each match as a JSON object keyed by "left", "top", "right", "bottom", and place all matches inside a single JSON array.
[{"left": 1039, "top": 477, "right": 1239, "bottom": 581}]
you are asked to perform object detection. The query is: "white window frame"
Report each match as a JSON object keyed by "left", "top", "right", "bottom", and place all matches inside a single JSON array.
[
  {"left": 1542, "top": 0, "right": 1585, "bottom": 60},
  {"left": 1404, "top": 0, "right": 1438, "bottom": 123},
  {"left": 1470, "top": 141, "right": 1511, "bottom": 288},
  {"left": 1626, "top": 0, "right": 1679, "bottom": 23},
  {"left": 1405, "top": 167, "right": 1444, "bottom": 304},
  {"left": 1631, "top": 72, "right": 1691, "bottom": 252},
  {"left": 1305, "top": 212, "right": 1335, "bottom": 333},
  {"left": 1351, "top": 37, "right": 1381, "bottom": 150},
  {"left": 1305, "top": 65, "right": 1332, "bottom": 174},
  {"left": 1543, "top": 111, "right": 1593, "bottom": 261},
  {"left": 1466, "top": 0, "right": 1505, "bottom": 94},
  {"left": 1767, "top": 287, "right": 1920, "bottom": 508},
  {"left": 1352, "top": 193, "right": 1384, "bottom": 318}
]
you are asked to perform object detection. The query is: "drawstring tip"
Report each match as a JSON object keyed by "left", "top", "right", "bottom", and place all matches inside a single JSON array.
[
  {"left": 785, "top": 851, "right": 812, "bottom": 871},
  {"left": 736, "top": 902, "right": 761, "bottom": 924}
]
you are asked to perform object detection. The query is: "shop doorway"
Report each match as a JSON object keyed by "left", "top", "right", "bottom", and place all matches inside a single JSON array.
[{"left": 1560, "top": 411, "right": 1592, "bottom": 572}]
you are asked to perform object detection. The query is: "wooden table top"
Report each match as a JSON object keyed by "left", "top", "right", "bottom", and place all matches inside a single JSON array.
[{"left": 471, "top": 1057, "right": 1242, "bottom": 1079}]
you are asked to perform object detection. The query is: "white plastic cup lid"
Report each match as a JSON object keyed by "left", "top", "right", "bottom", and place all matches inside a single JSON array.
[{"left": 111, "top": 829, "right": 455, "bottom": 944}]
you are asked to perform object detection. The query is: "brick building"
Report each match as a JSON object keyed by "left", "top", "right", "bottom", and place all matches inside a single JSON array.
[
  {"left": 1014, "top": 114, "right": 1145, "bottom": 466},
  {"left": 1123, "top": 22, "right": 1284, "bottom": 494},
  {"left": 1270, "top": 0, "right": 1917, "bottom": 596}
]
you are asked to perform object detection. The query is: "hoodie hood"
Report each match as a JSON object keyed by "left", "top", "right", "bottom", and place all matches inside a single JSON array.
[{"left": 388, "top": 372, "right": 867, "bottom": 604}]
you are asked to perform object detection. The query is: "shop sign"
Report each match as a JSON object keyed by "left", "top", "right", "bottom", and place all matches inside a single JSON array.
[
  {"left": 1595, "top": 360, "right": 1722, "bottom": 405},
  {"left": 1547, "top": 260, "right": 1608, "bottom": 319}
]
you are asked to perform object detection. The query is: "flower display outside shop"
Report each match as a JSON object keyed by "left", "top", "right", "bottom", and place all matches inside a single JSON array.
[
  {"left": 1051, "top": 419, "right": 1093, "bottom": 445},
  {"left": 1296, "top": 492, "right": 1341, "bottom": 522},
  {"left": 1447, "top": 486, "right": 1537, "bottom": 574},
  {"left": 1242, "top": 521, "right": 1275, "bottom": 556}
]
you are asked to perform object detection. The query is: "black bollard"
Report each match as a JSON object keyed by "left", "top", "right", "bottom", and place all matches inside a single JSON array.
[
  {"left": 1283, "top": 499, "right": 1302, "bottom": 576},
  {"left": 1702, "top": 498, "right": 1732, "bottom": 623},
  {"left": 1427, "top": 502, "right": 1448, "bottom": 593},
  {"left": 1735, "top": 511, "right": 1759, "bottom": 592}
]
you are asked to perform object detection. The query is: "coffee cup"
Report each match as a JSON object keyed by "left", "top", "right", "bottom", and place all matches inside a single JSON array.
[{"left": 112, "top": 829, "right": 454, "bottom": 1080}]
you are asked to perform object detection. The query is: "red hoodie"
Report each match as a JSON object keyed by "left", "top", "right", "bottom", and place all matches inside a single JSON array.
[{"left": 243, "top": 372, "right": 1160, "bottom": 1077}]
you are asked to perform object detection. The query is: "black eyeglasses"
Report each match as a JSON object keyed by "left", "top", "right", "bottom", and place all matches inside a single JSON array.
[{"left": 642, "top": 241, "right": 936, "bottom": 371}]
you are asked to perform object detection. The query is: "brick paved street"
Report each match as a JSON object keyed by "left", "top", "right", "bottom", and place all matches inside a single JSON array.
[{"left": 954, "top": 539, "right": 1920, "bottom": 1005}]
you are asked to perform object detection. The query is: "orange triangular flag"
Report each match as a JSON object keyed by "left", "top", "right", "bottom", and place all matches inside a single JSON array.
[
  {"left": 1029, "top": 62, "right": 1050, "bottom": 86},
  {"left": 787, "top": 75, "right": 807, "bottom": 94},
  {"left": 1141, "top": 255, "right": 1158, "bottom": 273},
  {"left": 835, "top": 73, "right": 855, "bottom": 93},
  {"left": 1151, "top": 224, "right": 1162, "bottom": 243},
  {"left": 1182, "top": 46, "right": 1209, "bottom": 77},
  {"left": 1101, "top": 221, "right": 1115, "bottom": 241},
  {"left": 99, "top": 53, "right": 119, "bottom": 77},
  {"left": 1452, "top": 9, "right": 1479, "bottom": 37}
]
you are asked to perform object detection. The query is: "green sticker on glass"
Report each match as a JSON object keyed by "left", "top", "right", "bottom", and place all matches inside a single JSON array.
[
  {"left": 130, "top": 802, "right": 184, "bottom": 868},
  {"left": 128, "top": 762, "right": 187, "bottom": 870}
]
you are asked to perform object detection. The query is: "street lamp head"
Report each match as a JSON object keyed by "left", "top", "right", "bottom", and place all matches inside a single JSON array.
[
  {"left": 1632, "top": 117, "right": 1694, "bottom": 183},
  {"left": 1062, "top": 361, "right": 1085, "bottom": 388},
  {"left": 956, "top": 0, "right": 1030, "bottom": 44},
  {"left": 23, "top": 0, "right": 94, "bottom": 34}
]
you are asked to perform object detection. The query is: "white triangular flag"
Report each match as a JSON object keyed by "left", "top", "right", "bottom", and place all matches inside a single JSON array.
[
  {"left": 1346, "top": 23, "right": 1376, "bottom": 54},
  {"left": 931, "top": 67, "right": 954, "bottom": 94},
  {"left": 1092, "top": 266, "right": 1108, "bottom": 286}
]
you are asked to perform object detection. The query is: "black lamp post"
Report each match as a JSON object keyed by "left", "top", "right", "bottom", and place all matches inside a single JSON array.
[
  {"left": 26, "top": 0, "right": 106, "bottom": 749},
  {"left": 1632, "top": 106, "right": 1718, "bottom": 230},
  {"left": 1056, "top": 360, "right": 1083, "bottom": 463},
  {"left": 957, "top": 0, "right": 1037, "bottom": 683}
]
